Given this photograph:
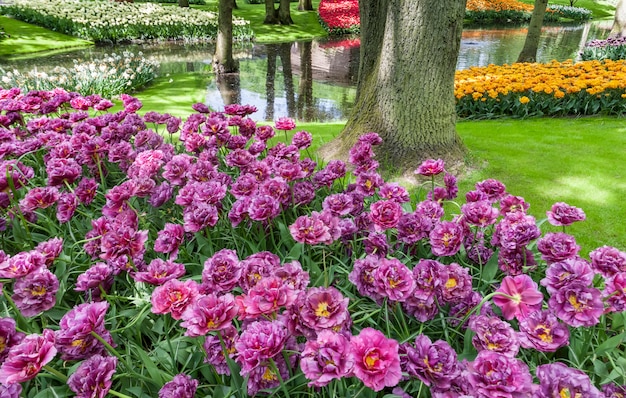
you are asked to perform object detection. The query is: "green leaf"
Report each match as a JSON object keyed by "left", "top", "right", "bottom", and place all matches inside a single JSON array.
[
  {"left": 134, "top": 345, "right": 166, "bottom": 386},
  {"left": 595, "top": 331, "right": 626, "bottom": 357},
  {"left": 481, "top": 249, "right": 499, "bottom": 282}
]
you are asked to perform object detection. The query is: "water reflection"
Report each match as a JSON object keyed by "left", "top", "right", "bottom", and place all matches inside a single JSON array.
[{"left": 0, "top": 21, "right": 613, "bottom": 122}]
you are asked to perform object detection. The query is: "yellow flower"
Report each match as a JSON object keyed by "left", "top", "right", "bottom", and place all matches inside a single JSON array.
[{"left": 519, "top": 96, "right": 530, "bottom": 104}]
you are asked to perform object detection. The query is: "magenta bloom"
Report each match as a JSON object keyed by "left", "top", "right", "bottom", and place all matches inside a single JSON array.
[
  {"left": 493, "top": 274, "right": 543, "bottom": 321},
  {"left": 274, "top": 117, "right": 296, "bottom": 131},
  {"left": 540, "top": 257, "right": 595, "bottom": 296},
  {"left": 235, "top": 319, "right": 288, "bottom": 375},
  {"left": 590, "top": 245, "right": 626, "bottom": 278},
  {"left": 372, "top": 258, "right": 415, "bottom": 302},
  {"left": 429, "top": 221, "right": 464, "bottom": 257},
  {"left": 238, "top": 251, "right": 280, "bottom": 292},
  {"left": 180, "top": 293, "right": 238, "bottom": 336},
  {"left": 46, "top": 157, "right": 82, "bottom": 186},
  {"left": 0, "top": 384, "right": 21, "bottom": 398},
  {"left": 0, "top": 318, "right": 25, "bottom": 363},
  {"left": 437, "top": 263, "right": 473, "bottom": 304},
  {"left": 292, "top": 286, "right": 350, "bottom": 337},
  {"left": 492, "top": 212, "right": 541, "bottom": 250},
  {"left": 322, "top": 193, "right": 354, "bottom": 217},
  {"left": 469, "top": 315, "right": 520, "bottom": 357},
  {"left": 461, "top": 200, "right": 499, "bottom": 227},
  {"left": 133, "top": 258, "right": 186, "bottom": 285},
  {"left": 12, "top": 267, "right": 59, "bottom": 317},
  {"left": 158, "top": 373, "right": 199, "bottom": 398},
  {"left": 604, "top": 272, "right": 626, "bottom": 312},
  {"left": 151, "top": 279, "right": 200, "bottom": 320},
  {"left": 397, "top": 212, "right": 432, "bottom": 244},
  {"left": 548, "top": 282, "right": 604, "bottom": 327},
  {"left": 201, "top": 249, "right": 242, "bottom": 293},
  {"left": 300, "top": 330, "right": 354, "bottom": 387},
  {"left": 292, "top": 130, "right": 312, "bottom": 149},
  {"left": 415, "top": 159, "right": 445, "bottom": 177},
  {"left": 535, "top": 362, "right": 602, "bottom": 398},
  {"left": 466, "top": 350, "right": 533, "bottom": 397},
  {"left": 19, "top": 186, "right": 59, "bottom": 213},
  {"left": 348, "top": 255, "right": 382, "bottom": 302},
  {"left": 67, "top": 355, "right": 118, "bottom": 398},
  {"left": 247, "top": 194, "right": 280, "bottom": 222},
  {"left": 35, "top": 237, "right": 64, "bottom": 267},
  {"left": 0, "top": 329, "right": 57, "bottom": 384},
  {"left": 369, "top": 200, "right": 403, "bottom": 231},
  {"left": 75, "top": 262, "right": 114, "bottom": 301},
  {"left": 203, "top": 326, "right": 238, "bottom": 375},
  {"left": 475, "top": 178, "right": 507, "bottom": 202},
  {"left": 404, "top": 334, "right": 459, "bottom": 390},
  {"left": 349, "top": 328, "right": 402, "bottom": 392},
  {"left": 546, "top": 201, "right": 586, "bottom": 226},
  {"left": 517, "top": 310, "right": 570, "bottom": 352},
  {"left": 289, "top": 211, "right": 339, "bottom": 245},
  {"left": 153, "top": 223, "right": 186, "bottom": 259},
  {"left": 536, "top": 232, "right": 580, "bottom": 263},
  {"left": 239, "top": 276, "right": 297, "bottom": 319},
  {"left": 56, "top": 301, "right": 114, "bottom": 361}
]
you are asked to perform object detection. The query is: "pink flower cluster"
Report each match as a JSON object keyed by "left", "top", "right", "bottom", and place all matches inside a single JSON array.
[{"left": 1, "top": 88, "right": 625, "bottom": 396}]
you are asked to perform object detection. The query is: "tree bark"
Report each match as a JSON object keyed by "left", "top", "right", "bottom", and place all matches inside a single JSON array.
[
  {"left": 214, "top": 0, "right": 239, "bottom": 73},
  {"left": 321, "top": 0, "right": 467, "bottom": 174},
  {"left": 233, "top": 0, "right": 238, "bottom": 10},
  {"left": 265, "top": 45, "right": 278, "bottom": 120},
  {"left": 178, "top": 0, "right": 189, "bottom": 7},
  {"left": 298, "top": 0, "right": 313, "bottom": 11},
  {"left": 279, "top": 43, "right": 296, "bottom": 117},
  {"left": 297, "top": 41, "right": 314, "bottom": 121},
  {"left": 278, "top": 0, "right": 294, "bottom": 25},
  {"left": 264, "top": 0, "right": 279, "bottom": 24},
  {"left": 518, "top": 0, "right": 549, "bottom": 62}
]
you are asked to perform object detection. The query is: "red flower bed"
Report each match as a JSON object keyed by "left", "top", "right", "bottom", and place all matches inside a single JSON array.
[{"left": 318, "top": 0, "right": 360, "bottom": 35}]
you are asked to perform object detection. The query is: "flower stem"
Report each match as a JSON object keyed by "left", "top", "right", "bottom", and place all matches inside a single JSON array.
[
  {"left": 108, "top": 389, "right": 135, "bottom": 398},
  {"left": 43, "top": 365, "right": 67, "bottom": 382}
]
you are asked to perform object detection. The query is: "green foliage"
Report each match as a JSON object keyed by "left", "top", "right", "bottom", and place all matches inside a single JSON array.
[
  {"left": 0, "top": 0, "right": 253, "bottom": 44},
  {"left": 464, "top": 9, "right": 531, "bottom": 24},
  {"left": 544, "top": 4, "right": 592, "bottom": 22},
  {"left": 135, "top": 0, "right": 207, "bottom": 4}
]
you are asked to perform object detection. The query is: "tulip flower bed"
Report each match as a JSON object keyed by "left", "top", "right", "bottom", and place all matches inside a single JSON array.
[
  {"left": 0, "top": 52, "right": 159, "bottom": 98},
  {"left": 0, "top": 0, "right": 253, "bottom": 44},
  {"left": 582, "top": 36, "right": 626, "bottom": 61},
  {"left": 455, "top": 59, "right": 626, "bottom": 118},
  {"left": 1, "top": 87, "right": 626, "bottom": 397},
  {"left": 318, "top": 0, "right": 360, "bottom": 35}
]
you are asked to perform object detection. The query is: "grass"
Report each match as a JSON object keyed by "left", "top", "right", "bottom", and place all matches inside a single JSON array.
[
  {"left": 520, "top": 0, "right": 616, "bottom": 19},
  {"left": 194, "top": 0, "right": 326, "bottom": 43},
  {"left": 0, "top": 15, "right": 92, "bottom": 59}
]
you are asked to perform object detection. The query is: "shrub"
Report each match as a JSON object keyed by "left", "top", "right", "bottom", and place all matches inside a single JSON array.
[
  {"left": 0, "top": 89, "right": 625, "bottom": 396},
  {"left": 545, "top": 4, "right": 592, "bottom": 21},
  {"left": 0, "top": 52, "right": 159, "bottom": 97},
  {"left": 0, "top": 0, "right": 253, "bottom": 43}
]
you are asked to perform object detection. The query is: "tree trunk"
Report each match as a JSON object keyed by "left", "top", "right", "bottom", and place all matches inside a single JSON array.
[
  {"left": 214, "top": 0, "right": 239, "bottom": 73},
  {"left": 298, "top": 0, "right": 314, "bottom": 11},
  {"left": 217, "top": 73, "right": 241, "bottom": 106},
  {"left": 178, "top": 0, "right": 189, "bottom": 7},
  {"left": 297, "top": 41, "right": 314, "bottom": 121},
  {"left": 233, "top": 0, "right": 238, "bottom": 10},
  {"left": 321, "top": 0, "right": 467, "bottom": 174},
  {"left": 265, "top": 45, "right": 278, "bottom": 120},
  {"left": 264, "top": 0, "right": 279, "bottom": 24},
  {"left": 517, "top": 0, "right": 549, "bottom": 62},
  {"left": 279, "top": 43, "right": 296, "bottom": 117},
  {"left": 278, "top": 0, "right": 294, "bottom": 25}
]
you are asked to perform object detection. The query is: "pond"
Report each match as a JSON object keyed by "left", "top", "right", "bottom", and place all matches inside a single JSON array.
[{"left": 0, "top": 20, "right": 614, "bottom": 122}]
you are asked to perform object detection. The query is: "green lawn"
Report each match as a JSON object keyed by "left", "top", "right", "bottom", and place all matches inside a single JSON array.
[
  {"left": 520, "top": 0, "right": 616, "bottom": 19},
  {"left": 0, "top": 15, "right": 92, "bottom": 58}
]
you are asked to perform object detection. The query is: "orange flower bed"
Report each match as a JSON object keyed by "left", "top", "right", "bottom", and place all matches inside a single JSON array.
[
  {"left": 455, "top": 60, "right": 626, "bottom": 117},
  {"left": 466, "top": 0, "right": 533, "bottom": 12}
]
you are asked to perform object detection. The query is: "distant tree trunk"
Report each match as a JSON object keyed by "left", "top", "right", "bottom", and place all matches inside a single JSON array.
[
  {"left": 279, "top": 43, "right": 296, "bottom": 117},
  {"left": 278, "top": 0, "right": 294, "bottom": 25},
  {"left": 298, "top": 0, "right": 313, "bottom": 11},
  {"left": 320, "top": 0, "right": 467, "bottom": 172},
  {"left": 297, "top": 41, "right": 314, "bottom": 121},
  {"left": 266, "top": 45, "right": 278, "bottom": 120},
  {"left": 214, "top": 0, "right": 239, "bottom": 73},
  {"left": 233, "top": 0, "right": 238, "bottom": 9},
  {"left": 264, "top": 0, "right": 279, "bottom": 24},
  {"left": 178, "top": 0, "right": 189, "bottom": 7},
  {"left": 518, "top": 0, "right": 549, "bottom": 62},
  {"left": 217, "top": 73, "right": 241, "bottom": 106}
]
